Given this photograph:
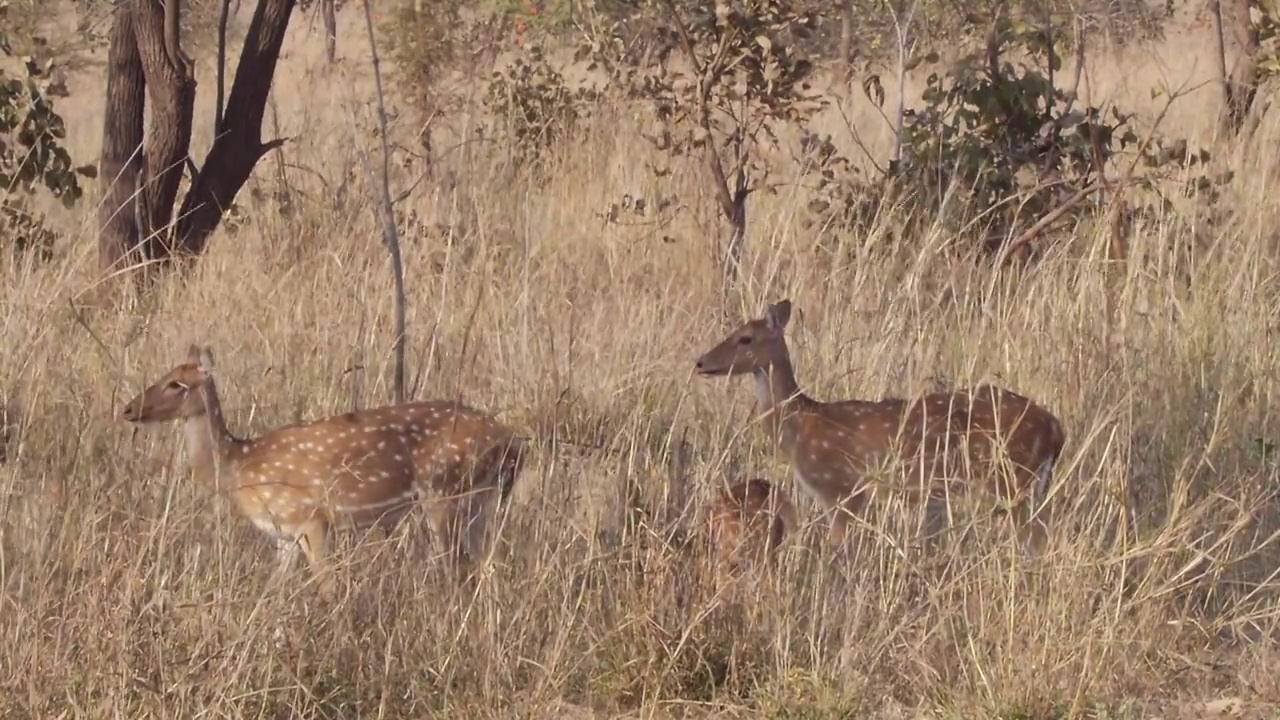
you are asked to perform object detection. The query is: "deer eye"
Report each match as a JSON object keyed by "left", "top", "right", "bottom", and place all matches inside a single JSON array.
[
  {"left": 166, "top": 381, "right": 188, "bottom": 392},
  {"left": 737, "top": 335, "right": 752, "bottom": 345}
]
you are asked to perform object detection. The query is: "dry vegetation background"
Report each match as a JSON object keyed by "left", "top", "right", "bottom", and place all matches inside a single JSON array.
[{"left": 1, "top": 1, "right": 1280, "bottom": 717}]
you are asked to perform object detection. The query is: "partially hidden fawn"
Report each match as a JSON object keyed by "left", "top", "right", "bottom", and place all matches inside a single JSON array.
[
  {"left": 120, "top": 344, "right": 527, "bottom": 590},
  {"left": 706, "top": 478, "right": 797, "bottom": 586},
  {"left": 694, "top": 299, "right": 1065, "bottom": 553}
]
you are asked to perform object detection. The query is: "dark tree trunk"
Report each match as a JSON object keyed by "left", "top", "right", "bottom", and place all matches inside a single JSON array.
[
  {"left": 322, "top": 0, "right": 337, "bottom": 64},
  {"left": 133, "top": 0, "right": 197, "bottom": 258},
  {"left": 175, "top": 0, "right": 297, "bottom": 255},
  {"left": 97, "top": 2, "right": 147, "bottom": 276},
  {"left": 96, "top": 0, "right": 297, "bottom": 279}
]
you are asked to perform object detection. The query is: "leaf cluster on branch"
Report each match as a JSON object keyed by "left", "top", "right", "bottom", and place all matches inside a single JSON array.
[
  {"left": 0, "top": 1, "right": 96, "bottom": 261},
  {"left": 577, "top": 0, "right": 827, "bottom": 293},
  {"left": 485, "top": 43, "right": 603, "bottom": 169},
  {"left": 801, "top": 12, "right": 1224, "bottom": 260}
]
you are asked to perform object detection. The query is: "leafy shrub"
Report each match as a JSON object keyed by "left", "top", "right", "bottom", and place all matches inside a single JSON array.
[
  {"left": 484, "top": 43, "right": 602, "bottom": 168},
  {"left": 0, "top": 2, "right": 95, "bottom": 260},
  {"left": 381, "top": 0, "right": 467, "bottom": 122},
  {"left": 800, "top": 13, "right": 1220, "bottom": 258}
]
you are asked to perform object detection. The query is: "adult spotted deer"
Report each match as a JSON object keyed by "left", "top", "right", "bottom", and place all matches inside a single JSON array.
[
  {"left": 120, "top": 345, "right": 526, "bottom": 588},
  {"left": 706, "top": 478, "right": 798, "bottom": 585},
  {"left": 694, "top": 300, "right": 1065, "bottom": 553}
]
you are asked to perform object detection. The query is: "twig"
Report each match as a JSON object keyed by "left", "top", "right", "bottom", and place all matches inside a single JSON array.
[
  {"left": 996, "top": 182, "right": 1101, "bottom": 263},
  {"left": 831, "top": 94, "right": 885, "bottom": 175},
  {"left": 215, "top": 0, "right": 231, "bottom": 131},
  {"left": 359, "top": 0, "right": 408, "bottom": 405}
]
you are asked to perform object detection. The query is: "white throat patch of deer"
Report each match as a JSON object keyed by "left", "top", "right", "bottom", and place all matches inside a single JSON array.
[
  {"left": 120, "top": 344, "right": 528, "bottom": 588},
  {"left": 694, "top": 300, "right": 1066, "bottom": 551}
]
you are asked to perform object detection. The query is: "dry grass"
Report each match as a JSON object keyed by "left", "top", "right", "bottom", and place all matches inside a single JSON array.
[{"left": 2, "top": 4, "right": 1280, "bottom": 718}]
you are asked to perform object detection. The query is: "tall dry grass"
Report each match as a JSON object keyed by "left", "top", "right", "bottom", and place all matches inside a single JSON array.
[{"left": 1, "top": 5, "right": 1279, "bottom": 717}]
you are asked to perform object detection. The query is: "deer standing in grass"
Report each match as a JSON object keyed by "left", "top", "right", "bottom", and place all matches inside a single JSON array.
[
  {"left": 120, "top": 345, "right": 526, "bottom": 589},
  {"left": 694, "top": 300, "right": 1065, "bottom": 553},
  {"left": 706, "top": 478, "right": 798, "bottom": 586}
]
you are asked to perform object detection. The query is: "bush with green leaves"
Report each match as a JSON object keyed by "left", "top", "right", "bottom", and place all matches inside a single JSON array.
[
  {"left": 381, "top": 0, "right": 469, "bottom": 127},
  {"left": 580, "top": 0, "right": 825, "bottom": 291},
  {"left": 0, "top": 1, "right": 96, "bottom": 261},
  {"left": 1251, "top": 1, "right": 1280, "bottom": 84},
  {"left": 484, "top": 43, "right": 602, "bottom": 169},
  {"left": 802, "top": 12, "right": 1220, "bottom": 258},
  {"left": 585, "top": 0, "right": 1168, "bottom": 73}
]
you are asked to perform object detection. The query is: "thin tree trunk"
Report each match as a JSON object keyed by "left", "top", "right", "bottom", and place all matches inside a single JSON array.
[
  {"left": 323, "top": 0, "right": 337, "bottom": 63},
  {"left": 721, "top": 165, "right": 749, "bottom": 302},
  {"left": 1215, "top": 0, "right": 1261, "bottom": 135},
  {"left": 133, "top": 0, "right": 197, "bottom": 259},
  {"left": 838, "top": 0, "right": 854, "bottom": 81},
  {"left": 97, "top": 1, "right": 147, "bottom": 276}
]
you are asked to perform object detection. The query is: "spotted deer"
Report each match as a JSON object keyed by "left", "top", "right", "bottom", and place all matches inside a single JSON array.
[
  {"left": 120, "top": 345, "right": 526, "bottom": 587},
  {"left": 694, "top": 300, "right": 1065, "bottom": 553},
  {"left": 706, "top": 478, "right": 798, "bottom": 585}
]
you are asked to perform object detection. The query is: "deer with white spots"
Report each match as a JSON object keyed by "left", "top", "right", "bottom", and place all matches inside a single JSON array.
[
  {"left": 706, "top": 478, "right": 798, "bottom": 586},
  {"left": 120, "top": 345, "right": 526, "bottom": 588},
  {"left": 694, "top": 300, "right": 1065, "bottom": 554}
]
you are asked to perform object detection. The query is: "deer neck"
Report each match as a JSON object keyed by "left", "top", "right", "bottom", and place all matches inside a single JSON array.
[
  {"left": 182, "top": 381, "right": 246, "bottom": 489},
  {"left": 752, "top": 353, "right": 808, "bottom": 449}
]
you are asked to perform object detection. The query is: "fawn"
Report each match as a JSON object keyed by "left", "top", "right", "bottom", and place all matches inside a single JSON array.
[
  {"left": 694, "top": 299, "right": 1065, "bottom": 553},
  {"left": 706, "top": 478, "right": 798, "bottom": 585},
  {"left": 120, "top": 344, "right": 526, "bottom": 587}
]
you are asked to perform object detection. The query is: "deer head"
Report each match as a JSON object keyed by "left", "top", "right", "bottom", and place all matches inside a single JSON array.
[
  {"left": 120, "top": 344, "right": 219, "bottom": 425},
  {"left": 695, "top": 299, "right": 793, "bottom": 377}
]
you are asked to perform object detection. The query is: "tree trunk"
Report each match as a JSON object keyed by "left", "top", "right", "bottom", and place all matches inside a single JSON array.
[
  {"left": 838, "top": 0, "right": 855, "bottom": 81},
  {"left": 133, "top": 0, "right": 197, "bottom": 259},
  {"left": 323, "top": 0, "right": 337, "bottom": 63},
  {"left": 175, "top": 0, "right": 297, "bottom": 255},
  {"left": 97, "top": 3, "right": 147, "bottom": 276},
  {"left": 720, "top": 165, "right": 749, "bottom": 302},
  {"left": 97, "top": 0, "right": 298, "bottom": 279},
  {"left": 1216, "top": 0, "right": 1261, "bottom": 136}
]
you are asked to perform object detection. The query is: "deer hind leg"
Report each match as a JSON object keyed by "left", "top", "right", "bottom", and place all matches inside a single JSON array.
[
  {"left": 827, "top": 509, "right": 850, "bottom": 550},
  {"left": 828, "top": 490, "right": 869, "bottom": 556},
  {"left": 918, "top": 494, "right": 952, "bottom": 554},
  {"left": 459, "top": 487, "right": 501, "bottom": 574},
  {"left": 1014, "top": 475, "right": 1053, "bottom": 558},
  {"left": 425, "top": 498, "right": 466, "bottom": 577},
  {"left": 296, "top": 519, "right": 336, "bottom": 595},
  {"left": 272, "top": 536, "right": 302, "bottom": 580},
  {"left": 1012, "top": 456, "right": 1056, "bottom": 557}
]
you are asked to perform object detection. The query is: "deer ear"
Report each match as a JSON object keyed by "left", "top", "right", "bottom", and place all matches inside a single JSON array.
[
  {"left": 186, "top": 344, "right": 202, "bottom": 363},
  {"left": 197, "top": 346, "right": 217, "bottom": 376},
  {"left": 765, "top": 300, "right": 792, "bottom": 331}
]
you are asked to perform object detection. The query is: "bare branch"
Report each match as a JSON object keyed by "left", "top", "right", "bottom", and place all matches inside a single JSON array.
[
  {"left": 359, "top": 0, "right": 408, "bottom": 405},
  {"left": 216, "top": 0, "right": 231, "bottom": 130},
  {"left": 657, "top": 0, "right": 703, "bottom": 79},
  {"left": 261, "top": 136, "right": 290, "bottom": 154}
]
